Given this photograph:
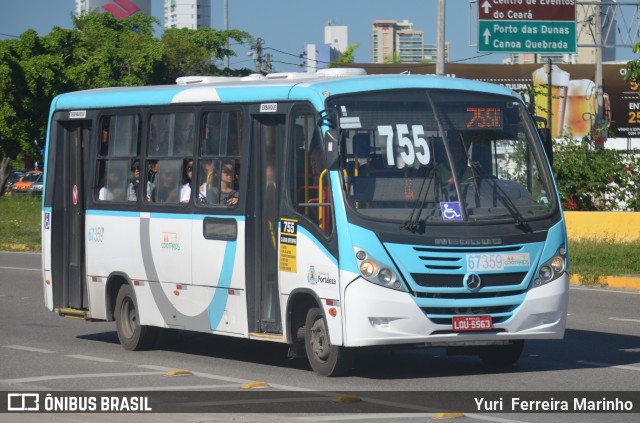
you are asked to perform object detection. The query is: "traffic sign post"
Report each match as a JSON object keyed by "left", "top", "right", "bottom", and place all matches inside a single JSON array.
[{"left": 478, "top": 0, "right": 576, "bottom": 54}]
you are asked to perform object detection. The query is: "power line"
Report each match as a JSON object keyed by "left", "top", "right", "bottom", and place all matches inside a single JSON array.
[
  {"left": 449, "top": 53, "right": 494, "bottom": 63},
  {"left": 265, "top": 46, "right": 332, "bottom": 65}
]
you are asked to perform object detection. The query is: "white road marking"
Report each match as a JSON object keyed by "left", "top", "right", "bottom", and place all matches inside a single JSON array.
[
  {"left": 609, "top": 317, "right": 640, "bottom": 323},
  {"left": 0, "top": 371, "right": 166, "bottom": 384},
  {"left": 65, "top": 354, "right": 119, "bottom": 363},
  {"left": 0, "top": 266, "right": 40, "bottom": 272},
  {"left": 577, "top": 360, "right": 640, "bottom": 372},
  {"left": 3, "top": 345, "right": 55, "bottom": 353},
  {"left": 570, "top": 286, "right": 640, "bottom": 295}
]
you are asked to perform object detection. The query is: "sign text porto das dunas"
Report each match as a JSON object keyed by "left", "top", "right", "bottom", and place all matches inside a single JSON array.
[{"left": 478, "top": 0, "right": 576, "bottom": 53}]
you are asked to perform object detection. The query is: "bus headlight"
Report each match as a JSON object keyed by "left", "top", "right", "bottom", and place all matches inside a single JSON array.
[
  {"left": 354, "top": 247, "right": 406, "bottom": 292},
  {"left": 533, "top": 246, "right": 566, "bottom": 288},
  {"left": 360, "top": 260, "right": 376, "bottom": 277}
]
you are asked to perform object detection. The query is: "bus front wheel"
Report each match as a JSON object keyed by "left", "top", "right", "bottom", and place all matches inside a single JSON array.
[
  {"left": 478, "top": 340, "right": 524, "bottom": 367},
  {"left": 304, "top": 307, "right": 350, "bottom": 376},
  {"left": 115, "top": 284, "right": 157, "bottom": 351}
]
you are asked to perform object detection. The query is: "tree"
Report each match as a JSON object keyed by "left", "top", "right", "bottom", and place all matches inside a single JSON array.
[
  {"left": 0, "top": 29, "right": 74, "bottom": 193},
  {"left": 69, "top": 12, "right": 162, "bottom": 88},
  {"left": 623, "top": 42, "right": 640, "bottom": 87},
  {"left": 0, "top": 12, "right": 253, "bottom": 195},
  {"left": 156, "top": 27, "right": 252, "bottom": 83},
  {"left": 331, "top": 43, "right": 359, "bottom": 67}
]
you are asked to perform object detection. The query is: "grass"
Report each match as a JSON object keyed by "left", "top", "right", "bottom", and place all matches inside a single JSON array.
[
  {"left": 0, "top": 195, "right": 638, "bottom": 282},
  {"left": 568, "top": 238, "right": 640, "bottom": 279},
  {"left": 0, "top": 194, "right": 42, "bottom": 251}
]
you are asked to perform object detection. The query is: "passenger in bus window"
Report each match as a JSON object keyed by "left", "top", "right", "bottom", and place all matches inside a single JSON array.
[
  {"left": 99, "top": 166, "right": 125, "bottom": 201},
  {"left": 146, "top": 160, "right": 158, "bottom": 202},
  {"left": 127, "top": 160, "right": 140, "bottom": 201},
  {"left": 207, "top": 161, "right": 238, "bottom": 206},
  {"left": 180, "top": 159, "right": 193, "bottom": 204},
  {"left": 155, "top": 166, "right": 179, "bottom": 203},
  {"left": 198, "top": 159, "right": 217, "bottom": 203}
]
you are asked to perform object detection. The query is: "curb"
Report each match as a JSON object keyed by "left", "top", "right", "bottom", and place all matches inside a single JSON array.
[{"left": 570, "top": 275, "right": 640, "bottom": 291}]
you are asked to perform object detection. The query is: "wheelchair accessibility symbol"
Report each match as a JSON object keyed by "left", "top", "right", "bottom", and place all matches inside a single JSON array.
[{"left": 440, "top": 202, "right": 462, "bottom": 221}]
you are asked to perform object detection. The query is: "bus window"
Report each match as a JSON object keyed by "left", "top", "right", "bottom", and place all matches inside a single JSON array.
[
  {"left": 95, "top": 114, "right": 140, "bottom": 202},
  {"left": 289, "top": 108, "right": 330, "bottom": 233},
  {"left": 145, "top": 112, "right": 195, "bottom": 204},
  {"left": 148, "top": 112, "right": 195, "bottom": 157},
  {"left": 196, "top": 110, "right": 242, "bottom": 207}
]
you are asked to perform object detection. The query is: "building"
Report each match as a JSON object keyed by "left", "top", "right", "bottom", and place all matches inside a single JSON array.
[
  {"left": 302, "top": 23, "right": 349, "bottom": 72},
  {"left": 164, "top": 0, "right": 211, "bottom": 30},
  {"left": 75, "top": 0, "right": 151, "bottom": 18},
  {"left": 325, "top": 23, "right": 348, "bottom": 62},
  {"left": 372, "top": 19, "right": 449, "bottom": 64},
  {"left": 302, "top": 44, "right": 332, "bottom": 73},
  {"left": 505, "top": 3, "right": 616, "bottom": 64}
]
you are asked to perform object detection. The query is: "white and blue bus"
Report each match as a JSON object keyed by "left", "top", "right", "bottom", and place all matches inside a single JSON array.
[{"left": 42, "top": 68, "right": 569, "bottom": 376}]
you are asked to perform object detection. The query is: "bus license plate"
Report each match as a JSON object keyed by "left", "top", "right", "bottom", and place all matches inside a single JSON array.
[{"left": 452, "top": 315, "right": 493, "bottom": 331}]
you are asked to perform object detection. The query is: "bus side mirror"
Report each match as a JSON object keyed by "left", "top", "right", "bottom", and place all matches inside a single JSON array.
[
  {"left": 537, "top": 127, "right": 553, "bottom": 167},
  {"left": 533, "top": 116, "right": 553, "bottom": 167},
  {"left": 323, "top": 128, "right": 340, "bottom": 169}
]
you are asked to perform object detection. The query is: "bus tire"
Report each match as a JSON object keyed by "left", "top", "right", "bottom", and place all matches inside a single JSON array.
[
  {"left": 478, "top": 340, "right": 524, "bottom": 367},
  {"left": 304, "top": 307, "right": 350, "bottom": 377},
  {"left": 115, "top": 284, "right": 157, "bottom": 351}
]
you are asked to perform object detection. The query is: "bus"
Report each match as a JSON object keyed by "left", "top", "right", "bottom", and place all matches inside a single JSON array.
[{"left": 41, "top": 68, "right": 569, "bottom": 376}]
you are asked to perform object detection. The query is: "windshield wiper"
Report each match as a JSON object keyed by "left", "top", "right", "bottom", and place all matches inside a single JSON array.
[
  {"left": 401, "top": 171, "right": 436, "bottom": 233},
  {"left": 468, "top": 161, "right": 532, "bottom": 232}
]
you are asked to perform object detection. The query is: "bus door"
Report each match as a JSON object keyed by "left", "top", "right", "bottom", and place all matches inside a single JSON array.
[
  {"left": 247, "top": 113, "right": 285, "bottom": 335},
  {"left": 48, "top": 119, "right": 90, "bottom": 311}
]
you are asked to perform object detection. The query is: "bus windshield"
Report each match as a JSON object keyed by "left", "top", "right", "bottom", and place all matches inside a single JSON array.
[{"left": 329, "top": 89, "right": 556, "bottom": 226}]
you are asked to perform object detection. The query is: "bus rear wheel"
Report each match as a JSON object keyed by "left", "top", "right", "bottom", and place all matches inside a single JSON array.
[
  {"left": 304, "top": 307, "right": 350, "bottom": 377},
  {"left": 478, "top": 340, "right": 524, "bottom": 367},
  {"left": 115, "top": 284, "right": 157, "bottom": 351}
]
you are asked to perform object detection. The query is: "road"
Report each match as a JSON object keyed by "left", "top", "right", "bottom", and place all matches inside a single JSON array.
[{"left": 0, "top": 251, "right": 638, "bottom": 422}]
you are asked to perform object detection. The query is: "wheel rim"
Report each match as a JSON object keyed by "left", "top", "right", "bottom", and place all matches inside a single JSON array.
[
  {"left": 120, "top": 296, "right": 137, "bottom": 339},
  {"left": 310, "top": 317, "right": 330, "bottom": 362}
]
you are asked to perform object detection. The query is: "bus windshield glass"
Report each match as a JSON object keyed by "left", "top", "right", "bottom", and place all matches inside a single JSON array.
[{"left": 329, "top": 89, "right": 556, "bottom": 225}]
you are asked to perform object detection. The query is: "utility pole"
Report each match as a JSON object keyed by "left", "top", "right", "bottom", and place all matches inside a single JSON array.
[
  {"left": 594, "top": 2, "right": 603, "bottom": 132},
  {"left": 436, "top": 0, "right": 445, "bottom": 75},
  {"left": 264, "top": 53, "right": 272, "bottom": 74},
  {"left": 252, "top": 37, "right": 263, "bottom": 73}
]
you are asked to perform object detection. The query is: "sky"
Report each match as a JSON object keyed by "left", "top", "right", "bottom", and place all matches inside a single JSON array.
[{"left": 0, "top": 0, "right": 636, "bottom": 73}]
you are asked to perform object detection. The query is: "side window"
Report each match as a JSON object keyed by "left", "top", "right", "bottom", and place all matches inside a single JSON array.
[
  {"left": 289, "top": 108, "right": 331, "bottom": 234},
  {"left": 95, "top": 114, "right": 141, "bottom": 202},
  {"left": 196, "top": 110, "right": 242, "bottom": 208},
  {"left": 145, "top": 112, "right": 194, "bottom": 204}
]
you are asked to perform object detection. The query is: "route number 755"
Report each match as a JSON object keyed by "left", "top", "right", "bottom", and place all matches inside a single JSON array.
[{"left": 378, "top": 124, "right": 431, "bottom": 167}]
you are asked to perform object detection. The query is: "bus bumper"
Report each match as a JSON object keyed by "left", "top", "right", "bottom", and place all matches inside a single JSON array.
[{"left": 342, "top": 274, "right": 568, "bottom": 347}]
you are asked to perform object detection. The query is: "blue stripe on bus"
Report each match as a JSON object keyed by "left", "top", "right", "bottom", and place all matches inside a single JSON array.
[{"left": 208, "top": 240, "right": 237, "bottom": 331}]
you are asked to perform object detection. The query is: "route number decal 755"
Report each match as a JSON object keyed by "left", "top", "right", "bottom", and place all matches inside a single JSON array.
[{"left": 378, "top": 124, "right": 431, "bottom": 167}]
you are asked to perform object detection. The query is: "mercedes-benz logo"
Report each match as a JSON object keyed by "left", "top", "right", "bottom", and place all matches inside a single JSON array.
[{"left": 464, "top": 273, "right": 482, "bottom": 291}]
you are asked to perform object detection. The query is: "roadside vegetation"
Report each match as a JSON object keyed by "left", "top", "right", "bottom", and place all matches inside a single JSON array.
[{"left": 0, "top": 195, "right": 41, "bottom": 251}]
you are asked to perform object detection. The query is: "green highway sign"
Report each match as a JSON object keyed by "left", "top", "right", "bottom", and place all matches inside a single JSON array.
[
  {"left": 478, "top": 21, "right": 576, "bottom": 53},
  {"left": 478, "top": 0, "right": 576, "bottom": 54}
]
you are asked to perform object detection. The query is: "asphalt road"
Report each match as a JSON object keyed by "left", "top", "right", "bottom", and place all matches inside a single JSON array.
[{"left": 0, "top": 251, "right": 639, "bottom": 422}]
